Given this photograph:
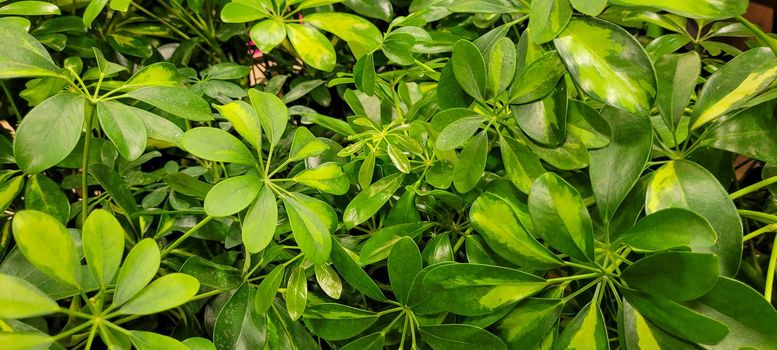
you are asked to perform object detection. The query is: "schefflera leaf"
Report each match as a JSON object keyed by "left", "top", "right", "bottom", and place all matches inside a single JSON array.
[
  {"left": 112, "top": 238, "right": 160, "bottom": 307},
  {"left": 691, "top": 47, "right": 777, "bottom": 129},
  {"left": 528, "top": 172, "right": 594, "bottom": 261},
  {"left": 616, "top": 208, "right": 717, "bottom": 253},
  {"left": 282, "top": 195, "right": 332, "bottom": 265},
  {"left": 82, "top": 209, "right": 125, "bottom": 289},
  {"left": 118, "top": 273, "right": 199, "bottom": 315},
  {"left": 555, "top": 302, "right": 608, "bottom": 350},
  {"left": 415, "top": 263, "right": 547, "bottom": 316},
  {"left": 608, "top": 0, "right": 747, "bottom": 19},
  {"left": 495, "top": 298, "right": 564, "bottom": 349},
  {"left": 470, "top": 191, "right": 563, "bottom": 270},
  {"left": 621, "top": 251, "right": 719, "bottom": 302},
  {"left": 645, "top": 160, "right": 742, "bottom": 276},
  {"left": 11, "top": 210, "right": 81, "bottom": 288},
  {"left": 554, "top": 17, "right": 656, "bottom": 117},
  {"left": 0, "top": 273, "right": 60, "bottom": 318}
]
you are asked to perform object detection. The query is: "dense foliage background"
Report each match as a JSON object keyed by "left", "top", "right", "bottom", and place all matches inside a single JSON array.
[{"left": 1, "top": 0, "right": 777, "bottom": 349}]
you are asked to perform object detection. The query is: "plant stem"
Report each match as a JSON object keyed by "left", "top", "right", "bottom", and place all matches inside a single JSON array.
[
  {"left": 736, "top": 16, "right": 777, "bottom": 56},
  {"left": 738, "top": 210, "right": 777, "bottom": 224},
  {"left": 564, "top": 261, "right": 604, "bottom": 273},
  {"left": 549, "top": 272, "right": 600, "bottom": 283},
  {"left": 765, "top": 232, "right": 777, "bottom": 303},
  {"left": 52, "top": 320, "right": 94, "bottom": 341},
  {"left": 81, "top": 106, "right": 96, "bottom": 226},
  {"left": 1, "top": 81, "right": 21, "bottom": 124},
  {"left": 744, "top": 223, "right": 777, "bottom": 242},
  {"left": 562, "top": 278, "right": 602, "bottom": 302},
  {"left": 160, "top": 216, "right": 214, "bottom": 257},
  {"left": 730, "top": 176, "right": 777, "bottom": 200}
]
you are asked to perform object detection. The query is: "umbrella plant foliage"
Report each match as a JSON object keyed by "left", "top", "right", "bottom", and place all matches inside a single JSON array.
[{"left": 1, "top": 0, "right": 777, "bottom": 349}]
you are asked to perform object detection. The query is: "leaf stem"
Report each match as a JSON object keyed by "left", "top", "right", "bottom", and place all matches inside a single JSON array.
[
  {"left": 81, "top": 106, "right": 96, "bottom": 226},
  {"left": 0, "top": 81, "right": 21, "bottom": 124},
  {"left": 765, "top": 232, "right": 777, "bottom": 303},
  {"left": 548, "top": 272, "right": 600, "bottom": 283},
  {"left": 738, "top": 210, "right": 777, "bottom": 224},
  {"left": 730, "top": 176, "right": 777, "bottom": 200},
  {"left": 736, "top": 16, "right": 777, "bottom": 56},
  {"left": 744, "top": 223, "right": 777, "bottom": 241},
  {"left": 562, "top": 278, "right": 602, "bottom": 303},
  {"left": 52, "top": 320, "right": 94, "bottom": 342},
  {"left": 563, "top": 261, "right": 604, "bottom": 273},
  {"left": 160, "top": 215, "right": 214, "bottom": 257}
]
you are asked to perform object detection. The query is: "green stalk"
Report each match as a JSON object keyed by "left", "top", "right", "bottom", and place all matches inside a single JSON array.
[
  {"left": 736, "top": 16, "right": 777, "bottom": 56},
  {"left": 0, "top": 81, "right": 21, "bottom": 124},
  {"left": 765, "top": 233, "right": 777, "bottom": 303},
  {"left": 730, "top": 176, "right": 777, "bottom": 200},
  {"left": 81, "top": 106, "right": 96, "bottom": 226},
  {"left": 743, "top": 223, "right": 777, "bottom": 241},
  {"left": 738, "top": 210, "right": 777, "bottom": 224},
  {"left": 160, "top": 215, "right": 214, "bottom": 257}
]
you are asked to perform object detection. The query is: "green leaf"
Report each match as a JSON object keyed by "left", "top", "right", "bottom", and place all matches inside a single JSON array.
[
  {"left": 621, "top": 299, "right": 698, "bottom": 350},
  {"left": 691, "top": 277, "right": 777, "bottom": 349},
  {"left": 340, "top": 332, "right": 384, "bottom": 350},
  {"left": 416, "top": 263, "right": 546, "bottom": 316},
  {"left": 180, "top": 256, "right": 242, "bottom": 290},
  {"left": 293, "top": 163, "right": 349, "bottom": 195},
  {"left": 214, "top": 283, "right": 268, "bottom": 350},
  {"left": 118, "top": 273, "right": 199, "bottom": 315},
  {"left": 0, "top": 1, "right": 59, "bottom": 16},
  {"left": 623, "top": 290, "right": 728, "bottom": 345},
  {"left": 529, "top": 172, "right": 594, "bottom": 261},
  {"left": 0, "top": 332, "right": 52, "bottom": 350},
  {"left": 306, "top": 12, "right": 382, "bottom": 58},
  {"left": 554, "top": 17, "right": 656, "bottom": 117},
  {"left": 646, "top": 160, "right": 742, "bottom": 276},
  {"left": 283, "top": 195, "right": 332, "bottom": 265},
  {"left": 248, "top": 89, "right": 287, "bottom": 147},
  {"left": 496, "top": 298, "right": 564, "bottom": 349},
  {"left": 303, "top": 303, "right": 377, "bottom": 341},
  {"left": 353, "top": 53, "right": 376, "bottom": 95},
  {"left": 286, "top": 266, "right": 307, "bottom": 321},
  {"left": 692, "top": 47, "right": 777, "bottom": 129},
  {"left": 453, "top": 130, "right": 488, "bottom": 193},
  {"left": 512, "top": 79, "right": 567, "bottom": 146},
  {"left": 13, "top": 93, "right": 86, "bottom": 174},
  {"left": 617, "top": 208, "right": 717, "bottom": 252},
  {"left": 567, "top": 100, "right": 611, "bottom": 149},
  {"left": 250, "top": 19, "right": 286, "bottom": 53},
  {"left": 622, "top": 252, "right": 719, "bottom": 302},
  {"left": 23, "top": 174, "right": 69, "bottom": 223},
  {"left": 125, "top": 62, "right": 178, "bottom": 88},
  {"left": 97, "top": 101, "right": 148, "bottom": 161},
  {"left": 331, "top": 240, "right": 386, "bottom": 301},
  {"left": 243, "top": 186, "right": 277, "bottom": 254},
  {"left": 11, "top": 210, "right": 80, "bottom": 288},
  {"left": 470, "top": 192, "right": 563, "bottom": 269},
  {"left": 609, "top": 0, "right": 747, "bottom": 19},
  {"left": 449, "top": 0, "right": 524, "bottom": 13},
  {"left": 113, "top": 238, "right": 160, "bottom": 306},
  {"left": 499, "top": 134, "right": 546, "bottom": 194},
  {"left": 437, "top": 61, "right": 473, "bottom": 109},
  {"left": 130, "top": 331, "right": 189, "bottom": 350},
  {"left": 82, "top": 209, "right": 124, "bottom": 289},
  {"left": 214, "top": 101, "right": 262, "bottom": 150},
  {"left": 435, "top": 116, "right": 485, "bottom": 151},
  {"left": 420, "top": 324, "right": 506, "bottom": 350},
  {"left": 486, "top": 37, "right": 516, "bottom": 98},
  {"left": 135, "top": 109, "right": 184, "bottom": 145},
  {"left": 555, "top": 301, "right": 608, "bottom": 350},
  {"left": 343, "top": 172, "right": 404, "bottom": 229},
  {"left": 0, "top": 273, "right": 59, "bottom": 318},
  {"left": 0, "top": 175, "right": 24, "bottom": 213},
  {"left": 0, "top": 22, "right": 60, "bottom": 79},
  {"left": 344, "top": 0, "right": 392, "bottom": 22},
  {"left": 655, "top": 52, "right": 700, "bottom": 130},
  {"left": 164, "top": 173, "right": 212, "bottom": 198},
  {"left": 125, "top": 86, "right": 212, "bottom": 121},
  {"left": 219, "top": 1, "right": 269, "bottom": 23},
  {"left": 701, "top": 100, "right": 777, "bottom": 163},
  {"left": 289, "top": 127, "right": 329, "bottom": 161},
  {"left": 569, "top": 0, "right": 606, "bottom": 16},
  {"left": 181, "top": 127, "right": 255, "bottom": 165},
  {"left": 529, "top": 0, "right": 572, "bottom": 44},
  {"left": 285, "top": 23, "right": 336, "bottom": 72},
  {"left": 381, "top": 32, "right": 415, "bottom": 66},
  {"left": 88, "top": 164, "right": 140, "bottom": 217},
  {"left": 204, "top": 175, "right": 262, "bottom": 217},
  {"left": 255, "top": 267, "right": 285, "bottom": 315},
  {"left": 388, "top": 237, "right": 422, "bottom": 305},
  {"left": 590, "top": 107, "right": 653, "bottom": 225},
  {"left": 451, "top": 40, "right": 486, "bottom": 100},
  {"left": 314, "top": 264, "right": 342, "bottom": 299},
  {"left": 83, "top": 0, "right": 108, "bottom": 28},
  {"left": 509, "top": 50, "right": 566, "bottom": 104}
]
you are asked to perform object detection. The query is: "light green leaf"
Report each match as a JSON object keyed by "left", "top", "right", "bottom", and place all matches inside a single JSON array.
[
  {"left": 248, "top": 89, "right": 287, "bottom": 147},
  {"left": 0, "top": 1, "right": 59, "bottom": 16},
  {"left": 509, "top": 50, "right": 566, "bottom": 104},
  {"left": 314, "top": 264, "right": 342, "bottom": 299},
  {"left": 555, "top": 301, "right": 608, "bottom": 350},
  {"left": 118, "top": 273, "right": 199, "bottom": 315},
  {"left": 289, "top": 127, "right": 328, "bottom": 161},
  {"left": 496, "top": 298, "right": 564, "bottom": 349},
  {"left": 82, "top": 209, "right": 124, "bottom": 289},
  {"left": 486, "top": 37, "right": 516, "bottom": 98},
  {"left": 286, "top": 266, "right": 307, "bottom": 321},
  {"left": 0, "top": 22, "right": 60, "bottom": 78},
  {"left": 622, "top": 299, "right": 698, "bottom": 350},
  {"left": 126, "top": 86, "right": 213, "bottom": 121},
  {"left": 130, "top": 331, "right": 189, "bottom": 350},
  {"left": 554, "top": 17, "right": 656, "bottom": 117},
  {"left": 381, "top": 32, "right": 415, "bottom": 66},
  {"left": 97, "top": 101, "right": 147, "bottom": 161},
  {"left": 436, "top": 116, "right": 485, "bottom": 151},
  {"left": 204, "top": 175, "right": 262, "bottom": 217},
  {"left": 453, "top": 130, "right": 488, "bottom": 193},
  {"left": 529, "top": 0, "right": 572, "bottom": 44},
  {"left": 567, "top": 100, "right": 611, "bottom": 149},
  {"left": 243, "top": 186, "right": 277, "bottom": 254},
  {"left": 529, "top": 172, "right": 594, "bottom": 261},
  {"left": 343, "top": 172, "right": 404, "bottom": 229},
  {"left": 0, "top": 273, "right": 59, "bottom": 318},
  {"left": 0, "top": 333, "right": 52, "bottom": 350},
  {"left": 220, "top": 1, "right": 269, "bottom": 23},
  {"left": 451, "top": 40, "right": 486, "bottom": 100},
  {"left": 306, "top": 12, "right": 382, "bottom": 58},
  {"left": 13, "top": 93, "right": 86, "bottom": 174},
  {"left": 499, "top": 134, "right": 546, "bottom": 194},
  {"left": 250, "top": 19, "right": 286, "bottom": 53},
  {"left": 255, "top": 266, "right": 285, "bottom": 315},
  {"left": 283, "top": 195, "right": 332, "bottom": 265},
  {"left": 470, "top": 192, "right": 563, "bottom": 269},
  {"left": 113, "top": 238, "right": 160, "bottom": 306},
  {"left": 646, "top": 160, "right": 742, "bottom": 276},
  {"left": 214, "top": 101, "right": 262, "bottom": 150},
  {"left": 303, "top": 303, "right": 377, "bottom": 341},
  {"left": 617, "top": 208, "right": 717, "bottom": 252},
  {"left": 23, "top": 174, "right": 69, "bottom": 223},
  {"left": 420, "top": 324, "right": 506, "bottom": 350},
  {"left": 11, "top": 210, "right": 80, "bottom": 288},
  {"left": 285, "top": 23, "right": 336, "bottom": 72},
  {"left": 293, "top": 163, "right": 349, "bottom": 195},
  {"left": 569, "top": 0, "right": 606, "bottom": 16},
  {"left": 0, "top": 175, "right": 24, "bottom": 213},
  {"left": 125, "top": 62, "right": 179, "bottom": 88},
  {"left": 181, "top": 127, "right": 255, "bottom": 165},
  {"left": 609, "top": 0, "right": 747, "bottom": 19}
]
